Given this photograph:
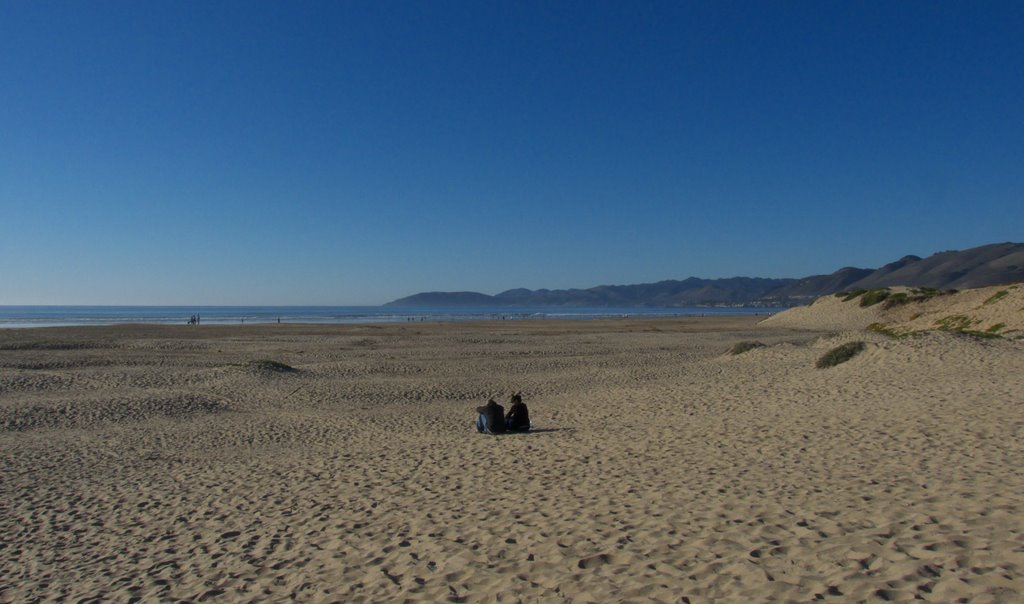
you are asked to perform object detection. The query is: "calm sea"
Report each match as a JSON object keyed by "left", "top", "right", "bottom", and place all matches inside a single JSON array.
[{"left": 0, "top": 305, "right": 782, "bottom": 329}]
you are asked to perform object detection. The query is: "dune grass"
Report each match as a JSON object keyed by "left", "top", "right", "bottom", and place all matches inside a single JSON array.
[
  {"left": 838, "top": 287, "right": 956, "bottom": 310},
  {"left": 858, "top": 289, "right": 891, "bottom": 307},
  {"left": 816, "top": 341, "right": 866, "bottom": 368},
  {"left": 727, "top": 341, "right": 766, "bottom": 355},
  {"left": 834, "top": 288, "right": 894, "bottom": 307},
  {"left": 238, "top": 359, "right": 298, "bottom": 374},
  {"left": 984, "top": 290, "right": 1009, "bottom": 305}
]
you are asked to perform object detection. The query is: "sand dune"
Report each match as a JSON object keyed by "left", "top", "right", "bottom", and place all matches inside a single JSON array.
[
  {"left": 761, "top": 282, "right": 1024, "bottom": 337},
  {"left": 2, "top": 317, "right": 1023, "bottom": 602}
]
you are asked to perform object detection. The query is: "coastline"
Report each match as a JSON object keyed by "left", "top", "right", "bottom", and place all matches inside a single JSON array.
[
  {"left": 2, "top": 317, "right": 1022, "bottom": 601},
  {"left": 0, "top": 305, "right": 783, "bottom": 329}
]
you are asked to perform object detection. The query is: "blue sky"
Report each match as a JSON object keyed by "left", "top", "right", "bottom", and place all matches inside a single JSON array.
[{"left": 2, "top": 1, "right": 1022, "bottom": 305}]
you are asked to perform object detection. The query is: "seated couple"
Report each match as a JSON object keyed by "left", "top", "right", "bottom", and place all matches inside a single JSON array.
[{"left": 476, "top": 393, "right": 530, "bottom": 434}]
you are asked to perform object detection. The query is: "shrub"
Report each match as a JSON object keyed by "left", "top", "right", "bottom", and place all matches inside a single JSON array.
[
  {"left": 984, "top": 290, "right": 1009, "bottom": 305},
  {"left": 881, "top": 292, "right": 909, "bottom": 309},
  {"left": 867, "top": 323, "right": 900, "bottom": 338},
  {"left": 841, "top": 290, "right": 867, "bottom": 302},
  {"left": 816, "top": 341, "right": 866, "bottom": 368},
  {"left": 859, "top": 288, "right": 891, "bottom": 307},
  {"left": 935, "top": 315, "right": 976, "bottom": 332},
  {"left": 931, "top": 315, "right": 1005, "bottom": 339},
  {"left": 728, "top": 341, "right": 766, "bottom": 355},
  {"left": 243, "top": 359, "right": 298, "bottom": 373},
  {"left": 882, "top": 287, "right": 948, "bottom": 310}
]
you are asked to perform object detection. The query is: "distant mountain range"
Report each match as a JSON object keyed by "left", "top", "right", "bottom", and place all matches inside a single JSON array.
[{"left": 386, "top": 242, "right": 1024, "bottom": 308}]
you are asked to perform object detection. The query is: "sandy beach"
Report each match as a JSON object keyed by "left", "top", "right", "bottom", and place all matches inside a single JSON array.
[{"left": 2, "top": 314, "right": 1023, "bottom": 602}]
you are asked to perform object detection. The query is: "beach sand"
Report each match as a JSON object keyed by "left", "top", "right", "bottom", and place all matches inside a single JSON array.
[{"left": 2, "top": 316, "right": 1023, "bottom": 602}]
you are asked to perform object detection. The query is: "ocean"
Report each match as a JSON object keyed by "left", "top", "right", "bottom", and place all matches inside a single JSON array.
[{"left": 0, "top": 305, "right": 782, "bottom": 329}]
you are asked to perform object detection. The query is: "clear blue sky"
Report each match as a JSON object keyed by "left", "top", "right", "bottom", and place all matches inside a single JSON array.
[{"left": 2, "top": 1, "right": 1022, "bottom": 305}]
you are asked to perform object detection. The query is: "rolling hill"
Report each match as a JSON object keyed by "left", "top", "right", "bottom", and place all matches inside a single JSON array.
[{"left": 386, "top": 242, "right": 1024, "bottom": 308}]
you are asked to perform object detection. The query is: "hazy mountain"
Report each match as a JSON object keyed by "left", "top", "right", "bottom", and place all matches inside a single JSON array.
[
  {"left": 386, "top": 242, "right": 1024, "bottom": 308},
  {"left": 388, "top": 292, "right": 496, "bottom": 306},
  {"left": 842, "top": 242, "right": 1024, "bottom": 290},
  {"left": 390, "top": 278, "right": 795, "bottom": 307},
  {"left": 760, "top": 266, "right": 875, "bottom": 303}
]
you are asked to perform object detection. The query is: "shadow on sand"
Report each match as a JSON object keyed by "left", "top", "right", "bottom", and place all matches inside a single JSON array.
[
  {"left": 473, "top": 427, "right": 572, "bottom": 436},
  {"left": 522, "top": 427, "right": 571, "bottom": 434}
]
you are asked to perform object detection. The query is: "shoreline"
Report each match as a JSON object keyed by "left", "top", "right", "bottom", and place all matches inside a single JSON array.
[
  {"left": 0, "top": 314, "right": 773, "bottom": 335},
  {"left": 0, "top": 306, "right": 784, "bottom": 330}
]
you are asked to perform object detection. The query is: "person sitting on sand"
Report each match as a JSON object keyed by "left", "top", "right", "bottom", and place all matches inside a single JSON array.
[
  {"left": 505, "top": 393, "right": 530, "bottom": 432},
  {"left": 475, "top": 398, "right": 506, "bottom": 435}
]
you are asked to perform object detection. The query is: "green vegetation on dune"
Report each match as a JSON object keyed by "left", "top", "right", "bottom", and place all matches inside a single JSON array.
[
  {"left": 867, "top": 323, "right": 904, "bottom": 338},
  {"left": 833, "top": 288, "right": 908, "bottom": 307},
  {"left": 831, "top": 284, "right": 950, "bottom": 309},
  {"left": 858, "top": 289, "right": 891, "bottom": 307},
  {"left": 816, "top": 341, "right": 866, "bottom": 368},
  {"left": 935, "top": 315, "right": 977, "bottom": 331},
  {"left": 842, "top": 284, "right": 1018, "bottom": 339},
  {"left": 883, "top": 292, "right": 909, "bottom": 307},
  {"left": 727, "top": 341, "right": 766, "bottom": 355},
  {"left": 932, "top": 315, "right": 1003, "bottom": 339},
  {"left": 984, "top": 290, "right": 1009, "bottom": 305},
  {"left": 836, "top": 289, "right": 866, "bottom": 301},
  {"left": 878, "top": 287, "right": 950, "bottom": 310},
  {"left": 236, "top": 359, "right": 299, "bottom": 374}
]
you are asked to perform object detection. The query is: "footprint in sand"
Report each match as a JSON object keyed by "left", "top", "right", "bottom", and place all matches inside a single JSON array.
[{"left": 577, "top": 553, "right": 614, "bottom": 569}]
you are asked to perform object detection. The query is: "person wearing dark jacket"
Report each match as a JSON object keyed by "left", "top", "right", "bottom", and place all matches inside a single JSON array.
[
  {"left": 475, "top": 399, "right": 506, "bottom": 434},
  {"left": 505, "top": 393, "right": 530, "bottom": 432}
]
